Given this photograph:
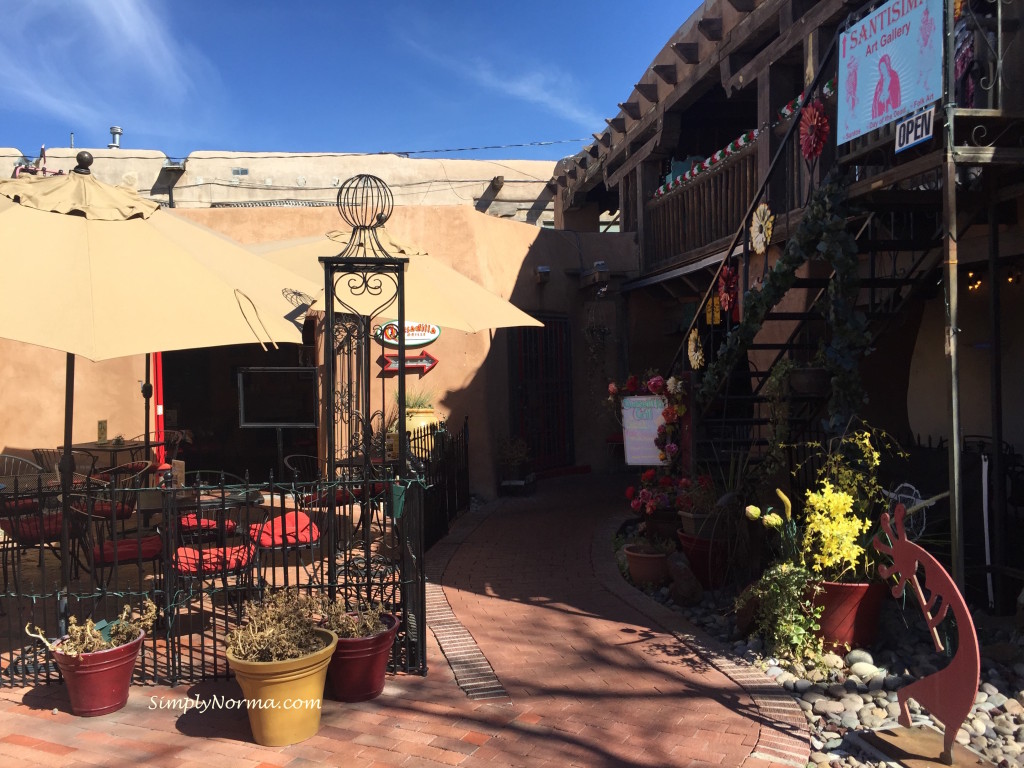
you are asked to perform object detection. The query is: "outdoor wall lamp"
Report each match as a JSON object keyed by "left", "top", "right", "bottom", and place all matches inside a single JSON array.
[{"left": 534, "top": 265, "right": 551, "bottom": 284}]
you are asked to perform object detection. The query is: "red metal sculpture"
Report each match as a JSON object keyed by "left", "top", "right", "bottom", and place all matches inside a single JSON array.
[{"left": 872, "top": 504, "right": 980, "bottom": 765}]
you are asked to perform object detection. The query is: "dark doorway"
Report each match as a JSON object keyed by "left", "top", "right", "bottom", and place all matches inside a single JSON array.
[
  {"left": 163, "top": 343, "right": 317, "bottom": 481},
  {"left": 508, "top": 316, "right": 574, "bottom": 471}
]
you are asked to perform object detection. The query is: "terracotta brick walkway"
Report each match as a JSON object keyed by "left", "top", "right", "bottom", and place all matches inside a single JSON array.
[{"left": 0, "top": 472, "right": 807, "bottom": 767}]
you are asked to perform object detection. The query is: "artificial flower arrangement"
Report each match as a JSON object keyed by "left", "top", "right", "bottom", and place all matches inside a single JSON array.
[
  {"left": 609, "top": 372, "right": 691, "bottom": 536},
  {"left": 737, "top": 425, "right": 899, "bottom": 658}
]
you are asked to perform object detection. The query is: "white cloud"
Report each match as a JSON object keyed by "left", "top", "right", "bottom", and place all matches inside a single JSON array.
[
  {"left": 403, "top": 37, "right": 603, "bottom": 133},
  {"left": 0, "top": 0, "right": 216, "bottom": 143}
]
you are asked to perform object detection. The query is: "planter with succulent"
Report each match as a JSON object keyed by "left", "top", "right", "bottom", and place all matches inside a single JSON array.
[
  {"left": 26, "top": 598, "right": 157, "bottom": 716},
  {"left": 224, "top": 591, "right": 338, "bottom": 747},
  {"left": 320, "top": 602, "right": 399, "bottom": 702}
]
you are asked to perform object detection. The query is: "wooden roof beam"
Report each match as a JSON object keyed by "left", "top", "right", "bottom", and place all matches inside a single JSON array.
[
  {"left": 593, "top": 131, "right": 611, "bottom": 148},
  {"left": 652, "top": 64, "right": 678, "bottom": 85},
  {"left": 585, "top": 143, "right": 599, "bottom": 159},
  {"left": 605, "top": 116, "right": 627, "bottom": 135},
  {"left": 672, "top": 41, "right": 700, "bottom": 64},
  {"left": 634, "top": 82, "right": 660, "bottom": 103},
  {"left": 698, "top": 17, "right": 722, "bottom": 41},
  {"left": 727, "top": 0, "right": 755, "bottom": 11},
  {"left": 618, "top": 101, "right": 642, "bottom": 120}
]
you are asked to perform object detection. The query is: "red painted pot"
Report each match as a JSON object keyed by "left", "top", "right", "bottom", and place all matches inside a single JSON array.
[
  {"left": 52, "top": 631, "right": 144, "bottom": 716},
  {"left": 677, "top": 530, "right": 727, "bottom": 589},
  {"left": 326, "top": 613, "right": 399, "bottom": 702},
  {"left": 814, "top": 580, "right": 888, "bottom": 650},
  {"left": 623, "top": 544, "right": 669, "bottom": 587}
]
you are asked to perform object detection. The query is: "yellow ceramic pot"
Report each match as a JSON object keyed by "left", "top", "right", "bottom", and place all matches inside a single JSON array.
[{"left": 226, "top": 627, "right": 338, "bottom": 747}]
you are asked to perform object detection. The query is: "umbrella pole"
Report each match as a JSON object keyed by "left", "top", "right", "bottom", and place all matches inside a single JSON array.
[
  {"left": 143, "top": 353, "right": 152, "bottom": 465},
  {"left": 59, "top": 353, "right": 75, "bottom": 622}
]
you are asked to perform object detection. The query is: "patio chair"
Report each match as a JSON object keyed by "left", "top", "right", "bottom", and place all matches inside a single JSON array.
[
  {"left": 32, "top": 448, "right": 99, "bottom": 482},
  {"left": 69, "top": 463, "right": 148, "bottom": 541},
  {"left": 0, "top": 455, "right": 61, "bottom": 589},
  {"left": 124, "top": 429, "right": 186, "bottom": 478}
]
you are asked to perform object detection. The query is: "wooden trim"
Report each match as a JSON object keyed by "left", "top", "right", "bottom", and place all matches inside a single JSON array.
[
  {"left": 698, "top": 17, "right": 723, "bottom": 41},
  {"left": 846, "top": 150, "right": 944, "bottom": 197},
  {"left": 727, "top": 0, "right": 756, "bottom": 11}
]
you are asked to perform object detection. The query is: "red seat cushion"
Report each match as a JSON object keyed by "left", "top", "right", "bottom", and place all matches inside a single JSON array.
[
  {"left": 173, "top": 544, "right": 252, "bottom": 576},
  {"left": 0, "top": 498, "right": 41, "bottom": 515},
  {"left": 249, "top": 512, "right": 320, "bottom": 547},
  {"left": 179, "top": 514, "right": 238, "bottom": 535},
  {"left": 94, "top": 535, "right": 163, "bottom": 566},
  {"left": 0, "top": 511, "right": 63, "bottom": 545},
  {"left": 71, "top": 499, "right": 135, "bottom": 521}
]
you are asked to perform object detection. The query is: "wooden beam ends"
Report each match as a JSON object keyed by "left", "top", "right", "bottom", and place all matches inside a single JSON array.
[
  {"left": 698, "top": 17, "right": 722, "bottom": 41},
  {"left": 605, "top": 116, "right": 627, "bottom": 134},
  {"left": 652, "top": 64, "right": 678, "bottom": 85},
  {"left": 618, "top": 101, "right": 642, "bottom": 120},
  {"left": 726, "top": 0, "right": 755, "bottom": 11},
  {"left": 671, "top": 41, "right": 699, "bottom": 64},
  {"left": 634, "top": 82, "right": 660, "bottom": 103}
]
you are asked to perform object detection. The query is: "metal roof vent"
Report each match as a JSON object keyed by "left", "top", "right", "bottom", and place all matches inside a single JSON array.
[{"left": 108, "top": 126, "right": 123, "bottom": 149}]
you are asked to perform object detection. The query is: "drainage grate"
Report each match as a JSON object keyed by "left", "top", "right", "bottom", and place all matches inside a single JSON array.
[{"left": 425, "top": 540, "right": 509, "bottom": 701}]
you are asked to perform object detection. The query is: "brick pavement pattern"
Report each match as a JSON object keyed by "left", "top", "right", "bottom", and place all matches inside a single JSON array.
[{"left": 0, "top": 473, "right": 807, "bottom": 767}]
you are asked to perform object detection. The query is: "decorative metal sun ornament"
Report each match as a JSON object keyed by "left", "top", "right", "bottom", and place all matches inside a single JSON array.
[
  {"left": 687, "top": 328, "right": 704, "bottom": 370},
  {"left": 749, "top": 203, "right": 775, "bottom": 256},
  {"left": 799, "top": 99, "right": 830, "bottom": 161}
]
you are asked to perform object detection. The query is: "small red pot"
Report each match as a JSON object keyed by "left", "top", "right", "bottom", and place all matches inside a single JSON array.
[
  {"left": 814, "top": 580, "right": 888, "bottom": 650},
  {"left": 51, "top": 631, "right": 144, "bottom": 716},
  {"left": 326, "top": 614, "right": 399, "bottom": 702}
]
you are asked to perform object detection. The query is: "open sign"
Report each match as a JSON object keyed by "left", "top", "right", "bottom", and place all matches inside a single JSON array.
[{"left": 895, "top": 105, "right": 935, "bottom": 154}]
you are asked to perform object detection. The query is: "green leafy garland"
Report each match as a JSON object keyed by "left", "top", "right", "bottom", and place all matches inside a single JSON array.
[{"left": 697, "top": 176, "right": 868, "bottom": 433}]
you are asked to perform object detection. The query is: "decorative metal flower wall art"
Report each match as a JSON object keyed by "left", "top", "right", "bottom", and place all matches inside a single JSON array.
[{"left": 749, "top": 202, "right": 775, "bottom": 256}]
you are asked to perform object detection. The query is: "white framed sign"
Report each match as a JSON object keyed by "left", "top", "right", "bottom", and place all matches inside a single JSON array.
[{"left": 621, "top": 395, "right": 667, "bottom": 466}]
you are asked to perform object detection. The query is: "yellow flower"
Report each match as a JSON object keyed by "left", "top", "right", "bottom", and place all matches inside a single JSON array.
[
  {"left": 775, "top": 488, "right": 792, "bottom": 521},
  {"left": 745, "top": 505, "right": 761, "bottom": 521},
  {"left": 763, "top": 512, "right": 784, "bottom": 529},
  {"left": 801, "top": 480, "right": 871, "bottom": 580}
]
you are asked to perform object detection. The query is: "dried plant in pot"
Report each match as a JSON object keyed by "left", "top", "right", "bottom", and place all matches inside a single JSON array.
[
  {"left": 320, "top": 602, "right": 399, "bottom": 702},
  {"left": 25, "top": 598, "right": 157, "bottom": 716},
  {"left": 224, "top": 591, "right": 338, "bottom": 747}
]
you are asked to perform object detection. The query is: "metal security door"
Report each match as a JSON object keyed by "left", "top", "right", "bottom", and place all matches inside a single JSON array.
[{"left": 508, "top": 316, "right": 574, "bottom": 471}]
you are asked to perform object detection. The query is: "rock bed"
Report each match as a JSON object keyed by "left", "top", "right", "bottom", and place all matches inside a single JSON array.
[{"left": 646, "top": 582, "right": 1024, "bottom": 767}]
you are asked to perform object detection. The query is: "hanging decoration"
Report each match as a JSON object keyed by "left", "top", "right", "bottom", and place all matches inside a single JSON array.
[
  {"left": 718, "top": 263, "right": 740, "bottom": 322},
  {"left": 749, "top": 202, "right": 775, "bottom": 256},
  {"left": 687, "top": 328, "right": 705, "bottom": 370},
  {"left": 705, "top": 294, "right": 722, "bottom": 325},
  {"left": 653, "top": 78, "right": 838, "bottom": 200},
  {"left": 799, "top": 99, "right": 830, "bottom": 160}
]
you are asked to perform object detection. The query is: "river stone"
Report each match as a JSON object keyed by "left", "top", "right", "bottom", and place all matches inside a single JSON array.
[
  {"left": 982, "top": 681, "right": 1000, "bottom": 696},
  {"left": 989, "top": 693, "right": 1008, "bottom": 708},
  {"left": 765, "top": 666, "right": 785, "bottom": 679},
  {"left": 813, "top": 699, "right": 845, "bottom": 715},
  {"left": 827, "top": 683, "right": 847, "bottom": 698},
  {"left": 841, "top": 695, "right": 863, "bottom": 712},
  {"left": 850, "top": 661, "right": 880, "bottom": 678},
  {"left": 886, "top": 702, "right": 902, "bottom": 719},
  {"left": 845, "top": 649, "right": 874, "bottom": 666},
  {"left": 868, "top": 673, "right": 886, "bottom": 691},
  {"left": 956, "top": 728, "right": 971, "bottom": 745},
  {"left": 803, "top": 691, "right": 828, "bottom": 704},
  {"left": 884, "top": 674, "right": 902, "bottom": 690},
  {"left": 970, "top": 716, "right": 988, "bottom": 736},
  {"left": 809, "top": 751, "right": 830, "bottom": 765},
  {"left": 841, "top": 713, "right": 860, "bottom": 729},
  {"left": 1003, "top": 698, "right": 1023, "bottom": 715},
  {"left": 776, "top": 672, "right": 797, "bottom": 687},
  {"left": 822, "top": 652, "right": 845, "bottom": 669},
  {"left": 794, "top": 678, "right": 813, "bottom": 694}
]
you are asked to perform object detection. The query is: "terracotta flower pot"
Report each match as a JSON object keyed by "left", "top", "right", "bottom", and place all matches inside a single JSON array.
[
  {"left": 623, "top": 544, "right": 670, "bottom": 587},
  {"left": 51, "top": 630, "right": 144, "bottom": 717},
  {"left": 326, "top": 613, "right": 399, "bottom": 702},
  {"left": 814, "top": 580, "right": 887, "bottom": 650},
  {"left": 678, "top": 508, "right": 717, "bottom": 537},
  {"left": 677, "top": 530, "right": 728, "bottom": 589},
  {"left": 226, "top": 627, "right": 338, "bottom": 747}
]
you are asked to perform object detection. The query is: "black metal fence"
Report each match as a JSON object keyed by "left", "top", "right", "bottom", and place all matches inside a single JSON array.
[{"left": 0, "top": 449, "right": 468, "bottom": 687}]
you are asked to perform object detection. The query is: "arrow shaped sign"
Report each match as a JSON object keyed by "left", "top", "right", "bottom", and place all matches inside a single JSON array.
[{"left": 380, "top": 350, "right": 439, "bottom": 375}]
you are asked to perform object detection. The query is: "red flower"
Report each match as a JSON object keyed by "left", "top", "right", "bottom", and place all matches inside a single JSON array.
[
  {"left": 625, "top": 486, "right": 636, "bottom": 501},
  {"left": 647, "top": 375, "right": 665, "bottom": 395},
  {"left": 800, "top": 99, "right": 830, "bottom": 160},
  {"left": 678, "top": 477, "right": 692, "bottom": 489},
  {"left": 658, "top": 475, "right": 675, "bottom": 488},
  {"left": 625, "top": 375, "right": 639, "bottom": 393},
  {"left": 608, "top": 382, "right": 619, "bottom": 397},
  {"left": 662, "top": 405, "right": 679, "bottom": 424},
  {"left": 640, "top": 469, "right": 657, "bottom": 483}
]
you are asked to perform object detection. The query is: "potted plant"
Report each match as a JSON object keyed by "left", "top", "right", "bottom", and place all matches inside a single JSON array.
[
  {"left": 739, "top": 425, "right": 899, "bottom": 653},
  {"left": 25, "top": 598, "right": 156, "bottom": 716},
  {"left": 224, "top": 591, "right": 338, "bottom": 747},
  {"left": 320, "top": 602, "right": 399, "bottom": 702},
  {"left": 619, "top": 533, "right": 676, "bottom": 588},
  {"left": 496, "top": 436, "right": 534, "bottom": 495},
  {"left": 403, "top": 388, "right": 436, "bottom": 433}
]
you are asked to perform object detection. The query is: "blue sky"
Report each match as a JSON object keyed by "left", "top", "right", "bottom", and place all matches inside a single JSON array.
[{"left": 1, "top": 1, "right": 702, "bottom": 161}]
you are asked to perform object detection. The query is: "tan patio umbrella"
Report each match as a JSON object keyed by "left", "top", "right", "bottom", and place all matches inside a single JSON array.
[
  {"left": 250, "top": 228, "right": 542, "bottom": 332},
  {"left": 0, "top": 152, "right": 317, "bottom": 589}
]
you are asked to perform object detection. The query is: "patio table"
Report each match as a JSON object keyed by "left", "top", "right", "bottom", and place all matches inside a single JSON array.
[{"left": 65, "top": 439, "right": 166, "bottom": 471}]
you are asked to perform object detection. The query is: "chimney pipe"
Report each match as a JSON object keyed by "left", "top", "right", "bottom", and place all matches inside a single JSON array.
[{"left": 108, "top": 126, "right": 122, "bottom": 149}]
